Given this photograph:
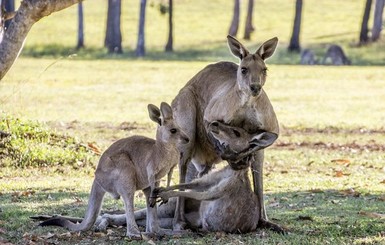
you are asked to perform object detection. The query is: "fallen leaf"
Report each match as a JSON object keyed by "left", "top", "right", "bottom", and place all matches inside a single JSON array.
[
  {"left": 359, "top": 211, "right": 385, "bottom": 219},
  {"left": 335, "top": 171, "right": 344, "bottom": 177},
  {"left": 378, "top": 196, "right": 385, "bottom": 201},
  {"left": 339, "top": 188, "right": 361, "bottom": 197},
  {"left": 40, "top": 232, "right": 56, "bottom": 240},
  {"left": 331, "top": 159, "right": 350, "bottom": 164},
  {"left": 88, "top": 142, "right": 102, "bottom": 155},
  {"left": 380, "top": 179, "right": 385, "bottom": 184}
]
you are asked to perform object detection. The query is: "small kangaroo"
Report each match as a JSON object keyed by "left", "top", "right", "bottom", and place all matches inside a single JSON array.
[
  {"left": 322, "top": 45, "right": 351, "bottom": 65},
  {"left": 39, "top": 102, "right": 190, "bottom": 238},
  {"left": 171, "top": 35, "right": 280, "bottom": 231},
  {"left": 67, "top": 121, "right": 278, "bottom": 233}
]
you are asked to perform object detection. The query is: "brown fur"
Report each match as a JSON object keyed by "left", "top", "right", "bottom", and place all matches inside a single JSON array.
[
  {"left": 39, "top": 102, "right": 189, "bottom": 238},
  {"left": 171, "top": 35, "right": 280, "bottom": 230},
  {"left": 92, "top": 122, "right": 277, "bottom": 233}
]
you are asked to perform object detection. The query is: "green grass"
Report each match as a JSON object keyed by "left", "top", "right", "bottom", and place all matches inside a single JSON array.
[{"left": 1, "top": 0, "right": 385, "bottom": 244}]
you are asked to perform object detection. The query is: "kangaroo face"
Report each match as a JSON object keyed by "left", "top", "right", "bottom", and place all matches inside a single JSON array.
[
  {"left": 208, "top": 121, "right": 278, "bottom": 170},
  {"left": 148, "top": 102, "right": 190, "bottom": 148},
  {"left": 227, "top": 35, "right": 278, "bottom": 97}
]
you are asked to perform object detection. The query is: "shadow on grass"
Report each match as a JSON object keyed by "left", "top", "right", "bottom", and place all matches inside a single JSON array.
[
  {"left": 0, "top": 188, "right": 383, "bottom": 243},
  {"left": 20, "top": 41, "right": 385, "bottom": 66}
]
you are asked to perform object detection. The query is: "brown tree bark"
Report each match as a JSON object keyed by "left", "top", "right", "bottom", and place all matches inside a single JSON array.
[
  {"left": 372, "top": 0, "right": 385, "bottom": 41},
  {"left": 76, "top": 2, "right": 84, "bottom": 49},
  {"left": 359, "top": 0, "right": 372, "bottom": 44},
  {"left": 0, "top": 0, "right": 81, "bottom": 81},
  {"left": 228, "top": 0, "right": 240, "bottom": 37},
  {"left": 104, "top": 0, "right": 122, "bottom": 54},
  {"left": 244, "top": 0, "right": 255, "bottom": 40},
  {"left": 165, "top": 0, "right": 173, "bottom": 52},
  {"left": 288, "top": 0, "right": 303, "bottom": 52},
  {"left": 136, "top": 0, "right": 147, "bottom": 57}
]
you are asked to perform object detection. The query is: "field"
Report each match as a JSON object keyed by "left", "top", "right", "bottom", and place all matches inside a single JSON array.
[{"left": 1, "top": 0, "right": 385, "bottom": 244}]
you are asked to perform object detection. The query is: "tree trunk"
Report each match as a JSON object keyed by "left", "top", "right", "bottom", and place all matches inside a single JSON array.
[
  {"left": 228, "top": 0, "right": 240, "bottom": 37},
  {"left": 0, "top": 0, "right": 82, "bottom": 81},
  {"left": 244, "top": 0, "right": 255, "bottom": 40},
  {"left": 359, "top": 0, "right": 373, "bottom": 44},
  {"left": 4, "top": 0, "right": 14, "bottom": 29},
  {"left": 136, "top": 0, "right": 147, "bottom": 57},
  {"left": 104, "top": 0, "right": 122, "bottom": 54},
  {"left": 165, "top": 0, "right": 173, "bottom": 52},
  {"left": 76, "top": 2, "right": 84, "bottom": 49},
  {"left": 372, "top": 0, "right": 385, "bottom": 41},
  {"left": 288, "top": 0, "right": 303, "bottom": 52}
]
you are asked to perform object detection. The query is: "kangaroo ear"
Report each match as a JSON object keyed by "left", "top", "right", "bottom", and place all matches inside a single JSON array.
[
  {"left": 256, "top": 37, "right": 278, "bottom": 60},
  {"left": 148, "top": 104, "right": 161, "bottom": 125},
  {"left": 227, "top": 35, "right": 250, "bottom": 60},
  {"left": 249, "top": 132, "right": 278, "bottom": 150},
  {"left": 160, "top": 102, "right": 173, "bottom": 122}
]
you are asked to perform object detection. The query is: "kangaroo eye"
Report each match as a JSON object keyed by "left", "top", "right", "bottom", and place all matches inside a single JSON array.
[
  {"left": 170, "top": 128, "right": 177, "bottom": 134},
  {"left": 241, "top": 67, "right": 248, "bottom": 75},
  {"left": 232, "top": 129, "right": 241, "bottom": 137},
  {"left": 262, "top": 68, "right": 268, "bottom": 76}
]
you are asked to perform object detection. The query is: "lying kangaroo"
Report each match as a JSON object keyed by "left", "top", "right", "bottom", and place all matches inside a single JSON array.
[
  {"left": 40, "top": 102, "right": 189, "bottom": 238},
  {"left": 300, "top": 49, "right": 317, "bottom": 65},
  {"left": 322, "top": 45, "right": 351, "bottom": 65},
  {"left": 171, "top": 35, "right": 280, "bottom": 231},
  {"left": 153, "top": 122, "right": 278, "bottom": 233},
  {"left": 64, "top": 121, "right": 278, "bottom": 233}
]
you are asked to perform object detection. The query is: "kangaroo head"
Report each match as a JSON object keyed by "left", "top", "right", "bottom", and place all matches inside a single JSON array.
[
  {"left": 148, "top": 102, "right": 190, "bottom": 148},
  {"left": 227, "top": 35, "right": 278, "bottom": 97},
  {"left": 208, "top": 121, "right": 277, "bottom": 170}
]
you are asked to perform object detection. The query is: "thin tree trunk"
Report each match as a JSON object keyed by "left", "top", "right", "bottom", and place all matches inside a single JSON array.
[
  {"left": 372, "top": 0, "right": 385, "bottom": 41},
  {"left": 359, "top": 0, "right": 373, "bottom": 44},
  {"left": 228, "top": 0, "right": 240, "bottom": 37},
  {"left": 76, "top": 2, "right": 84, "bottom": 49},
  {"left": 4, "top": 0, "right": 14, "bottom": 29},
  {"left": 244, "top": 0, "right": 255, "bottom": 40},
  {"left": 165, "top": 0, "right": 173, "bottom": 52},
  {"left": 104, "top": 0, "right": 122, "bottom": 54},
  {"left": 288, "top": 0, "right": 303, "bottom": 52},
  {"left": 0, "top": 0, "right": 82, "bottom": 81},
  {"left": 136, "top": 0, "right": 147, "bottom": 57}
]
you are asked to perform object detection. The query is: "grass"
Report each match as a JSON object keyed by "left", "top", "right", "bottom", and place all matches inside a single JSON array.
[{"left": 1, "top": 0, "right": 385, "bottom": 244}]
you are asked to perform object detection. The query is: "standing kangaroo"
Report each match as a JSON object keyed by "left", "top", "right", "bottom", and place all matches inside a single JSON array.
[
  {"left": 171, "top": 35, "right": 280, "bottom": 231},
  {"left": 40, "top": 102, "right": 189, "bottom": 239}
]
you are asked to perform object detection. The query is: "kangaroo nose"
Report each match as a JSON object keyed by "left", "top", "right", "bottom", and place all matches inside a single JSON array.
[{"left": 250, "top": 84, "right": 261, "bottom": 95}]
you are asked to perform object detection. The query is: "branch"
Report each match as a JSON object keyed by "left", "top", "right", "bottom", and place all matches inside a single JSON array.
[{"left": 0, "top": 0, "right": 83, "bottom": 81}]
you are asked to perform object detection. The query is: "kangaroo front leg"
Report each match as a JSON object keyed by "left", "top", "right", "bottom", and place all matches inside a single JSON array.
[{"left": 251, "top": 151, "right": 285, "bottom": 234}]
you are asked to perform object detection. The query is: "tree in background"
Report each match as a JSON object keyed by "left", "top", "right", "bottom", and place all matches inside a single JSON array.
[
  {"left": 105, "top": 0, "right": 122, "bottom": 54},
  {"left": 228, "top": 0, "right": 240, "bottom": 36},
  {"left": 371, "top": 0, "right": 384, "bottom": 41},
  {"left": 136, "top": 0, "right": 147, "bottom": 57},
  {"left": 359, "top": 0, "right": 372, "bottom": 45},
  {"left": 76, "top": 2, "right": 84, "bottom": 49},
  {"left": 165, "top": 0, "right": 173, "bottom": 52},
  {"left": 244, "top": 0, "right": 255, "bottom": 40},
  {"left": 288, "top": 0, "right": 303, "bottom": 52}
]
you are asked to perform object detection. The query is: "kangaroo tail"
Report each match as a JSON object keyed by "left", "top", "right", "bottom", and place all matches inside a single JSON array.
[{"left": 39, "top": 181, "right": 105, "bottom": 231}]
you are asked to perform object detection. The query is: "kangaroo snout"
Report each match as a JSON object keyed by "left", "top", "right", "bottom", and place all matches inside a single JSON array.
[{"left": 250, "top": 84, "right": 261, "bottom": 96}]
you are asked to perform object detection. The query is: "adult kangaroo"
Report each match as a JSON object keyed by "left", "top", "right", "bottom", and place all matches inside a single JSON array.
[{"left": 171, "top": 35, "right": 280, "bottom": 231}]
